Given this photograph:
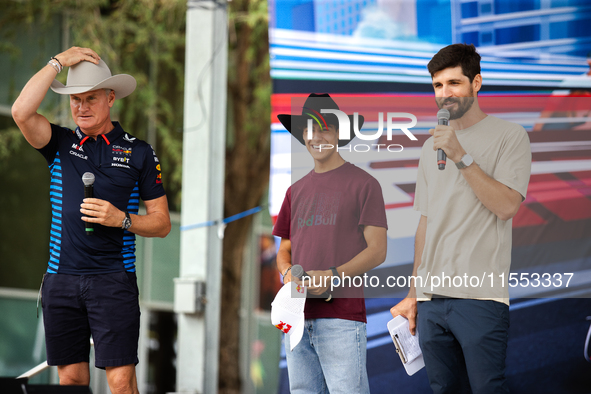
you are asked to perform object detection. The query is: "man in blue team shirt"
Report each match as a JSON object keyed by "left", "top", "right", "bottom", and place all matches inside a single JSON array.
[{"left": 12, "top": 46, "right": 171, "bottom": 394}]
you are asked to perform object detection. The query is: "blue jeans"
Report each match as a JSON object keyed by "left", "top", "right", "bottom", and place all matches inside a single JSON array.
[
  {"left": 284, "top": 318, "right": 369, "bottom": 394},
  {"left": 418, "top": 298, "right": 510, "bottom": 394}
]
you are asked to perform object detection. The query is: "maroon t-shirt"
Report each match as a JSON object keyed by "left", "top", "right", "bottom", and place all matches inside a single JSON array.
[{"left": 273, "top": 162, "right": 388, "bottom": 322}]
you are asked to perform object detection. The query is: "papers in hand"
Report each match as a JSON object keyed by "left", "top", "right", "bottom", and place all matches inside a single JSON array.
[{"left": 387, "top": 315, "right": 425, "bottom": 376}]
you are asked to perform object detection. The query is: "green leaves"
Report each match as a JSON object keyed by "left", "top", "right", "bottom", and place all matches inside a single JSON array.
[{"left": 0, "top": 127, "right": 22, "bottom": 161}]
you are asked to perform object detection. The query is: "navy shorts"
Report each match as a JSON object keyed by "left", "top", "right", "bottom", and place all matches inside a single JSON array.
[{"left": 41, "top": 271, "right": 140, "bottom": 369}]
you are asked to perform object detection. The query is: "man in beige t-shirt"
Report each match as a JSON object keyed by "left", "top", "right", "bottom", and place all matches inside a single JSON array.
[{"left": 390, "top": 44, "right": 531, "bottom": 393}]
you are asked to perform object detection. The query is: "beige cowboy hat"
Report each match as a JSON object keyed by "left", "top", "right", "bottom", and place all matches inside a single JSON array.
[{"left": 50, "top": 59, "right": 136, "bottom": 99}]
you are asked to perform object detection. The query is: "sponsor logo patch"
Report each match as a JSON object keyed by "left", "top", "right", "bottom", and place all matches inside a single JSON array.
[
  {"left": 114, "top": 157, "right": 130, "bottom": 164},
  {"left": 71, "top": 143, "right": 84, "bottom": 152},
  {"left": 69, "top": 150, "right": 88, "bottom": 160},
  {"left": 112, "top": 145, "right": 132, "bottom": 156},
  {"left": 111, "top": 163, "right": 130, "bottom": 169},
  {"left": 123, "top": 134, "right": 136, "bottom": 143}
]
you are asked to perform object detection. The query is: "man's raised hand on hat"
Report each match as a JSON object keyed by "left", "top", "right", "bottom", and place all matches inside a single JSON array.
[
  {"left": 54, "top": 46, "right": 100, "bottom": 69},
  {"left": 12, "top": 46, "right": 103, "bottom": 149},
  {"left": 12, "top": 47, "right": 96, "bottom": 149}
]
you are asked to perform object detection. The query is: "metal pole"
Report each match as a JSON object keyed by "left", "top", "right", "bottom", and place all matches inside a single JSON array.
[{"left": 175, "top": 0, "right": 227, "bottom": 393}]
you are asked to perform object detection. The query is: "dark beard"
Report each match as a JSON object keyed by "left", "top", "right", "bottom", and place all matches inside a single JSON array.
[{"left": 436, "top": 88, "right": 475, "bottom": 120}]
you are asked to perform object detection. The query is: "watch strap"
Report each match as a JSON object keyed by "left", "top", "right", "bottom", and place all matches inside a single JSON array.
[
  {"left": 329, "top": 266, "right": 339, "bottom": 288},
  {"left": 330, "top": 266, "right": 339, "bottom": 278}
]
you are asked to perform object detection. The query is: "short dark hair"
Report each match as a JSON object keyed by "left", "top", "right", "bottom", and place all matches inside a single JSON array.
[{"left": 428, "top": 43, "right": 481, "bottom": 82}]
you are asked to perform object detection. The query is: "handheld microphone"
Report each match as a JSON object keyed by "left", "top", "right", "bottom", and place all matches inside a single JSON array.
[
  {"left": 82, "top": 172, "right": 95, "bottom": 236},
  {"left": 437, "top": 108, "right": 450, "bottom": 170},
  {"left": 291, "top": 264, "right": 333, "bottom": 302}
]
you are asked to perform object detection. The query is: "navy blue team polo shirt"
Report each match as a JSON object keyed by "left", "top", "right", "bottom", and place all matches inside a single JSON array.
[{"left": 36, "top": 121, "right": 166, "bottom": 275}]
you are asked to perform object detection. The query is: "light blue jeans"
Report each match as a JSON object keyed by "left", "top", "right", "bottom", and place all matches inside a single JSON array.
[{"left": 284, "top": 318, "right": 370, "bottom": 394}]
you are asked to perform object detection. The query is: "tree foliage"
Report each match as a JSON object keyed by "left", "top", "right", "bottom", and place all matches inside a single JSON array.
[
  {"left": 0, "top": 128, "right": 22, "bottom": 161},
  {"left": 220, "top": 0, "right": 271, "bottom": 391}
]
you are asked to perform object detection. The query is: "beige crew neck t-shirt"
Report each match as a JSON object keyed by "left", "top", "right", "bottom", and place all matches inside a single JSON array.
[{"left": 414, "top": 115, "right": 532, "bottom": 305}]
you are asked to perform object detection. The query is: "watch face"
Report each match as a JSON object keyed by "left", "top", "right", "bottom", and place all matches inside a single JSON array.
[
  {"left": 456, "top": 154, "right": 473, "bottom": 169},
  {"left": 330, "top": 267, "right": 340, "bottom": 287},
  {"left": 332, "top": 276, "right": 340, "bottom": 287},
  {"left": 463, "top": 154, "right": 474, "bottom": 167},
  {"left": 123, "top": 217, "right": 132, "bottom": 230}
]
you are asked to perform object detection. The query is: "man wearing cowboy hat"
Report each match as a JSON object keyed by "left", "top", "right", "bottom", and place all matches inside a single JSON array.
[
  {"left": 273, "top": 93, "right": 388, "bottom": 393},
  {"left": 12, "top": 46, "right": 171, "bottom": 394}
]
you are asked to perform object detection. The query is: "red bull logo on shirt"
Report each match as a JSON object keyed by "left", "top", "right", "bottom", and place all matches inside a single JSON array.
[
  {"left": 297, "top": 213, "right": 338, "bottom": 228},
  {"left": 296, "top": 191, "right": 341, "bottom": 229},
  {"left": 112, "top": 145, "right": 132, "bottom": 156}
]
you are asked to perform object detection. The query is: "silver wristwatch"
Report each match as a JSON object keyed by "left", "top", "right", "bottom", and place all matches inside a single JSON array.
[
  {"left": 122, "top": 211, "right": 132, "bottom": 230},
  {"left": 455, "top": 153, "right": 474, "bottom": 170}
]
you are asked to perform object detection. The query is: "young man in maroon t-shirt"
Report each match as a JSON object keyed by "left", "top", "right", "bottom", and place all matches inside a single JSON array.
[{"left": 274, "top": 94, "right": 388, "bottom": 393}]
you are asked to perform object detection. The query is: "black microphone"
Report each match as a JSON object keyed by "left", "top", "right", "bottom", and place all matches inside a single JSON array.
[
  {"left": 291, "top": 264, "right": 333, "bottom": 302},
  {"left": 437, "top": 108, "right": 450, "bottom": 170},
  {"left": 82, "top": 172, "right": 95, "bottom": 236}
]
